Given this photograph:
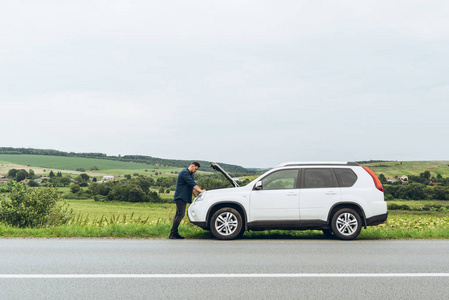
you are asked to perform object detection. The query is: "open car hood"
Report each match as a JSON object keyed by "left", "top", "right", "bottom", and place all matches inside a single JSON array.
[{"left": 210, "top": 162, "right": 239, "bottom": 188}]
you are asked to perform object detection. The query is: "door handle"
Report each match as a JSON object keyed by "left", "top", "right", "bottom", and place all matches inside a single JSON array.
[
  {"left": 287, "top": 193, "right": 298, "bottom": 196},
  {"left": 326, "top": 191, "right": 337, "bottom": 195}
]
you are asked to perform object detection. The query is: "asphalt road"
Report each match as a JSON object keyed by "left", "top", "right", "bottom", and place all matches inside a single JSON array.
[{"left": 1, "top": 238, "right": 448, "bottom": 299}]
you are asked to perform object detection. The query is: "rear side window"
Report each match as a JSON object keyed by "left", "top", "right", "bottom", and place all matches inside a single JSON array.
[
  {"left": 303, "top": 168, "right": 336, "bottom": 188},
  {"left": 333, "top": 168, "right": 357, "bottom": 187}
]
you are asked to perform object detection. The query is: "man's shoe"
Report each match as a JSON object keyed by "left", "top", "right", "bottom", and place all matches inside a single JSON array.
[{"left": 169, "top": 233, "right": 184, "bottom": 239}]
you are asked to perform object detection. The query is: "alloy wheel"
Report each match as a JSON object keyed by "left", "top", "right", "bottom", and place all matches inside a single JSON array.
[
  {"left": 336, "top": 212, "right": 358, "bottom": 236},
  {"left": 214, "top": 212, "right": 239, "bottom": 236}
]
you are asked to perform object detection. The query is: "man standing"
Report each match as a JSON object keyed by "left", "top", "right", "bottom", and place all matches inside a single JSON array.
[{"left": 169, "top": 161, "right": 206, "bottom": 239}]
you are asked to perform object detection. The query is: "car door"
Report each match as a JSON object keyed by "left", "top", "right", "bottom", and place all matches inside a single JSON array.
[
  {"left": 249, "top": 169, "right": 300, "bottom": 222},
  {"left": 299, "top": 168, "right": 341, "bottom": 221}
]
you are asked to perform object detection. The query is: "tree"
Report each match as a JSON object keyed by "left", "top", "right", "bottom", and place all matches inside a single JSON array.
[
  {"left": 128, "top": 186, "right": 147, "bottom": 202},
  {"left": 70, "top": 183, "right": 81, "bottom": 194},
  {"left": 79, "top": 173, "right": 90, "bottom": 181},
  {"left": 28, "top": 180, "right": 39, "bottom": 187},
  {"left": 16, "top": 170, "right": 28, "bottom": 182},
  {"left": 7, "top": 169, "right": 19, "bottom": 179},
  {"left": 420, "top": 170, "right": 431, "bottom": 180},
  {"left": 148, "top": 191, "right": 161, "bottom": 202},
  {"left": 378, "top": 174, "right": 387, "bottom": 184},
  {"left": 60, "top": 177, "right": 71, "bottom": 187},
  {"left": 132, "top": 176, "right": 153, "bottom": 192},
  {"left": 49, "top": 171, "right": 55, "bottom": 178}
]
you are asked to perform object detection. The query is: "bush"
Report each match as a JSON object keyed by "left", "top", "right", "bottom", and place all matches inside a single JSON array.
[
  {"left": 62, "top": 192, "right": 90, "bottom": 200},
  {"left": 0, "top": 183, "right": 73, "bottom": 227},
  {"left": 387, "top": 203, "right": 411, "bottom": 210},
  {"left": 70, "top": 184, "right": 81, "bottom": 194},
  {"left": 28, "top": 180, "right": 39, "bottom": 187}
]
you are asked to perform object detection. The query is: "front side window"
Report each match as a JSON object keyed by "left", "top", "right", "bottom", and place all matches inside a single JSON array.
[
  {"left": 261, "top": 170, "right": 299, "bottom": 190},
  {"left": 303, "top": 168, "right": 335, "bottom": 188}
]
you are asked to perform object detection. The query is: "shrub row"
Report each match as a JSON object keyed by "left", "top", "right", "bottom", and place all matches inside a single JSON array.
[
  {"left": 88, "top": 177, "right": 163, "bottom": 203},
  {"left": 388, "top": 203, "right": 449, "bottom": 211},
  {"left": 384, "top": 184, "right": 449, "bottom": 201}
]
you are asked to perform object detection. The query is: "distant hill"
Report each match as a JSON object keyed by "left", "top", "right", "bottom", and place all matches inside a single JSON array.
[
  {"left": 0, "top": 147, "right": 255, "bottom": 175},
  {"left": 1, "top": 148, "right": 447, "bottom": 178}
]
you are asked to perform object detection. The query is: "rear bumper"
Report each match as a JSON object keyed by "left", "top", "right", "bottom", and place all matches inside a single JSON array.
[{"left": 366, "top": 212, "right": 388, "bottom": 226}]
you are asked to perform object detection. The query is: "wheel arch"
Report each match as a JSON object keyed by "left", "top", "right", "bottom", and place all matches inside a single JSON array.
[
  {"left": 327, "top": 202, "right": 367, "bottom": 229},
  {"left": 206, "top": 201, "right": 248, "bottom": 231}
]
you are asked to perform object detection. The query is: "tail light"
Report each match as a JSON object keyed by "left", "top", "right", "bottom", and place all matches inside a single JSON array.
[{"left": 363, "top": 167, "right": 384, "bottom": 192}]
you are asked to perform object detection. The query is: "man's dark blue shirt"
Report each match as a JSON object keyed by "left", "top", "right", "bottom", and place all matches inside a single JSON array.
[{"left": 173, "top": 168, "right": 198, "bottom": 203}]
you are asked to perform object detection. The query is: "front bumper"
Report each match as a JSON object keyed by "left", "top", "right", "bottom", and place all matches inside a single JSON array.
[
  {"left": 189, "top": 220, "right": 208, "bottom": 230},
  {"left": 188, "top": 204, "right": 208, "bottom": 229}
]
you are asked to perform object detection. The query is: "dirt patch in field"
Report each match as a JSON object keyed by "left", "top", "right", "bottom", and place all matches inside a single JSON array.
[{"left": 0, "top": 162, "right": 106, "bottom": 177}]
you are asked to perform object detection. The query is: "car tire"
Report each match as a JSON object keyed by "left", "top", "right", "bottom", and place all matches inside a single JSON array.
[
  {"left": 322, "top": 229, "right": 334, "bottom": 238},
  {"left": 331, "top": 208, "right": 362, "bottom": 240},
  {"left": 210, "top": 208, "right": 243, "bottom": 240}
]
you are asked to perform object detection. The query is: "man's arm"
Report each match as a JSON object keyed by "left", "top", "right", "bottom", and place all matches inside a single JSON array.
[{"left": 193, "top": 185, "right": 206, "bottom": 197}]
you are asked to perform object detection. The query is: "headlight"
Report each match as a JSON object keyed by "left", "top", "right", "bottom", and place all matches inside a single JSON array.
[{"left": 194, "top": 191, "right": 207, "bottom": 202}]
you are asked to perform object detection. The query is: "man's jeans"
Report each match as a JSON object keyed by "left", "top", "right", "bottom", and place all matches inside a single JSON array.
[{"left": 170, "top": 200, "right": 186, "bottom": 235}]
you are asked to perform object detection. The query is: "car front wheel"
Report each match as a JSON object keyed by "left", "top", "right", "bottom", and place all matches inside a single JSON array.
[
  {"left": 331, "top": 208, "right": 362, "bottom": 240},
  {"left": 210, "top": 208, "right": 243, "bottom": 240}
]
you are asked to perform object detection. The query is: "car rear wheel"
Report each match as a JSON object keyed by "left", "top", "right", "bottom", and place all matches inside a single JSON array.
[
  {"left": 331, "top": 208, "right": 362, "bottom": 240},
  {"left": 210, "top": 208, "right": 243, "bottom": 240},
  {"left": 322, "top": 229, "right": 334, "bottom": 238}
]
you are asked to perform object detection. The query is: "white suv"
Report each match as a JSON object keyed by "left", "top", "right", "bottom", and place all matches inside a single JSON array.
[{"left": 188, "top": 162, "right": 387, "bottom": 240}]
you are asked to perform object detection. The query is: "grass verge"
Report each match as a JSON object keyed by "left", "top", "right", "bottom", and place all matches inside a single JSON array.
[{"left": 1, "top": 201, "right": 449, "bottom": 239}]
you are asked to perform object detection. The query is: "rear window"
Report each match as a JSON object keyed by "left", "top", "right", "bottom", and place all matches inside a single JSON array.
[
  {"left": 303, "top": 168, "right": 336, "bottom": 188},
  {"left": 333, "top": 168, "right": 357, "bottom": 187}
]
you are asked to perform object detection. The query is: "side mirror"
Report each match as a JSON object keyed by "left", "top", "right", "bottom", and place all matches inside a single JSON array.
[{"left": 254, "top": 181, "right": 263, "bottom": 190}]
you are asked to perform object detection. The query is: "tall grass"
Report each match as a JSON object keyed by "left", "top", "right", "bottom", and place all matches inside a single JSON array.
[
  {"left": 1, "top": 209, "right": 449, "bottom": 239},
  {"left": 0, "top": 212, "right": 205, "bottom": 238}
]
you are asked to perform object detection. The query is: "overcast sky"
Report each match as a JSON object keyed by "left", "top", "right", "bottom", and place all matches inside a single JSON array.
[{"left": 1, "top": 0, "right": 448, "bottom": 168}]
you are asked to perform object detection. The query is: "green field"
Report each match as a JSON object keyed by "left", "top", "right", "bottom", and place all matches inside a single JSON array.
[
  {"left": 1, "top": 154, "right": 449, "bottom": 179},
  {"left": 0, "top": 154, "right": 218, "bottom": 177},
  {"left": 66, "top": 199, "right": 175, "bottom": 220},
  {"left": 364, "top": 161, "right": 449, "bottom": 178},
  {"left": 0, "top": 154, "right": 184, "bottom": 177}
]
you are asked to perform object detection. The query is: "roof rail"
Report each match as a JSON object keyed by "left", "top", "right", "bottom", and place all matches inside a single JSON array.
[{"left": 276, "top": 162, "right": 359, "bottom": 167}]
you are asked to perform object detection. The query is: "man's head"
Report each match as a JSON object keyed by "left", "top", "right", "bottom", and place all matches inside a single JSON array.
[{"left": 188, "top": 161, "right": 200, "bottom": 174}]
